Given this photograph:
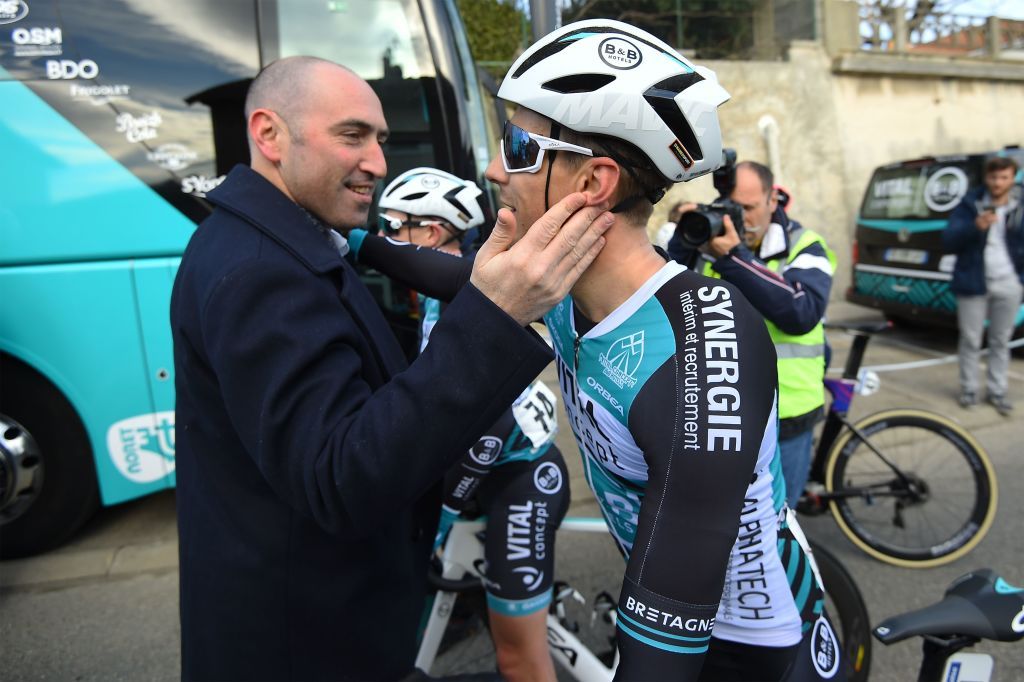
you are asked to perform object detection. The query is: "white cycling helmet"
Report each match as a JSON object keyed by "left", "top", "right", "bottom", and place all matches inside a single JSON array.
[
  {"left": 378, "top": 167, "right": 485, "bottom": 232},
  {"left": 498, "top": 19, "right": 731, "bottom": 183}
]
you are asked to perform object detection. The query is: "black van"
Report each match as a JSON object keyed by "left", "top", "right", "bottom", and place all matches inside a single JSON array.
[{"left": 846, "top": 147, "right": 1024, "bottom": 329}]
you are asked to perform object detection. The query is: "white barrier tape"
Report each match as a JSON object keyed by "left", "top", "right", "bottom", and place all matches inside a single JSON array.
[{"left": 828, "top": 336, "right": 1024, "bottom": 375}]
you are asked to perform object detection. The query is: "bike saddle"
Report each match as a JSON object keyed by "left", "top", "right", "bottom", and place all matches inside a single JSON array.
[{"left": 873, "top": 569, "right": 1024, "bottom": 645}]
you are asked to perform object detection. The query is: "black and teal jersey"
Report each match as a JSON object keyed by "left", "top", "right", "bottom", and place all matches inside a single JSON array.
[
  {"left": 542, "top": 261, "right": 813, "bottom": 677},
  {"left": 347, "top": 232, "right": 828, "bottom": 680},
  {"left": 420, "top": 293, "right": 556, "bottom": 470},
  {"left": 420, "top": 288, "right": 566, "bottom": 618}
]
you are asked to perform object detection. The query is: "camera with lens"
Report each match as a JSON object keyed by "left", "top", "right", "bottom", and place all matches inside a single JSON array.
[{"left": 675, "top": 148, "right": 744, "bottom": 249}]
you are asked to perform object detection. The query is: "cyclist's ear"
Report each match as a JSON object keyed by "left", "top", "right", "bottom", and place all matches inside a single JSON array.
[{"left": 576, "top": 157, "right": 620, "bottom": 208}]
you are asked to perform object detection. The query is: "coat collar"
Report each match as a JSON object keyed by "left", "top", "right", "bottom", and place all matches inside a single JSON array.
[{"left": 206, "top": 165, "right": 344, "bottom": 274}]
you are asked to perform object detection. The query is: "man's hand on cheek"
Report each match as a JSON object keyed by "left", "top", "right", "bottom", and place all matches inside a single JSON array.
[{"left": 470, "top": 192, "right": 613, "bottom": 325}]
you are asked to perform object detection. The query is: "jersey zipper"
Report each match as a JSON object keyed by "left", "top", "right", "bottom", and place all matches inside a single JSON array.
[{"left": 573, "top": 332, "right": 581, "bottom": 371}]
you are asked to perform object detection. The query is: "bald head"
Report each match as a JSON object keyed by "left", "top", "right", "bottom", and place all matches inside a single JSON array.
[{"left": 245, "top": 56, "right": 357, "bottom": 142}]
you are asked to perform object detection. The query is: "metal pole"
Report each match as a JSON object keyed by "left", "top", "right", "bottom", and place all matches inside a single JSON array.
[
  {"left": 530, "top": 0, "right": 560, "bottom": 43},
  {"left": 676, "top": 0, "right": 684, "bottom": 49}
]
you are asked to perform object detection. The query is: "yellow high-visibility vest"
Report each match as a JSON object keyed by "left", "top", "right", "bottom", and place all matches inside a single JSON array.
[{"left": 700, "top": 227, "right": 836, "bottom": 420}]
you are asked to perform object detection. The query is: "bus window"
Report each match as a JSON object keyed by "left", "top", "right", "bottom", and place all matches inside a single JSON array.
[
  {"left": 260, "top": 0, "right": 438, "bottom": 182},
  {"left": 1, "top": 0, "right": 490, "bottom": 558}
]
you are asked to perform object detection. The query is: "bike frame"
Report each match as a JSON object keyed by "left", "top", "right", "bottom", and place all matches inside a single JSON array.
[
  {"left": 416, "top": 517, "right": 619, "bottom": 681},
  {"left": 810, "top": 330, "right": 869, "bottom": 485},
  {"left": 809, "top": 330, "right": 909, "bottom": 497}
]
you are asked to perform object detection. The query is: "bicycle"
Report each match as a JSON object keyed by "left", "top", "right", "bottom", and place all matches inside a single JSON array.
[
  {"left": 416, "top": 516, "right": 874, "bottom": 682},
  {"left": 417, "top": 517, "right": 619, "bottom": 681},
  {"left": 797, "top": 320, "right": 998, "bottom": 568},
  {"left": 873, "top": 567, "right": 1024, "bottom": 681}
]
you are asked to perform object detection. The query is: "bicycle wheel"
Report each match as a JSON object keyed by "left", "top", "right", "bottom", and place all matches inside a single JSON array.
[
  {"left": 808, "top": 539, "right": 871, "bottom": 682},
  {"left": 430, "top": 587, "right": 499, "bottom": 676},
  {"left": 825, "top": 409, "right": 997, "bottom": 568}
]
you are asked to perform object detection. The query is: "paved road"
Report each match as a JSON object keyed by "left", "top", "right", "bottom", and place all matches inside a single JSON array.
[{"left": 2, "top": 302, "right": 1022, "bottom": 680}]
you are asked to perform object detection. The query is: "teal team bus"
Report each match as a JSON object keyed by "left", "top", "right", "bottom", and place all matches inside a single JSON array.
[
  {"left": 846, "top": 147, "right": 1024, "bottom": 332},
  {"left": 0, "top": 0, "right": 502, "bottom": 557}
]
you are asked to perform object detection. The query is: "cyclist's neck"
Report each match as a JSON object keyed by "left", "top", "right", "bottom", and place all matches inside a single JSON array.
[{"left": 571, "top": 226, "right": 667, "bottom": 323}]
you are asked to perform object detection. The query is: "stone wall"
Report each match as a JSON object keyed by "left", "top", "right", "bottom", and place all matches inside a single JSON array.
[{"left": 650, "top": 40, "right": 1024, "bottom": 300}]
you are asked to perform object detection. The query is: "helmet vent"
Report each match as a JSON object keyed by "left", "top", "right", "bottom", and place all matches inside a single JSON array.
[
  {"left": 647, "top": 72, "right": 704, "bottom": 96},
  {"left": 542, "top": 73, "right": 616, "bottom": 94},
  {"left": 383, "top": 180, "right": 410, "bottom": 197},
  {"left": 644, "top": 89, "right": 703, "bottom": 161},
  {"left": 442, "top": 187, "right": 473, "bottom": 218},
  {"left": 401, "top": 192, "right": 429, "bottom": 200},
  {"left": 510, "top": 38, "right": 576, "bottom": 79}
]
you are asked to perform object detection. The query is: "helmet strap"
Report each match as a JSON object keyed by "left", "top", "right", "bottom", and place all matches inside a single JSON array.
[
  {"left": 543, "top": 122, "right": 562, "bottom": 212},
  {"left": 544, "top": 121, "right": 667, "bottom": 215}
]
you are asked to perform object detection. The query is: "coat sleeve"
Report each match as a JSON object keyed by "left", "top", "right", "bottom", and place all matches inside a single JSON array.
[
  {"left": 942, "top": 197, "right": 983, "bottom": 254},
  {"left": 200, "top": 258, "right": 552, "bottom": 537},
  {"left": 711, "top": 241, "right": 833, "bottom": 336}
]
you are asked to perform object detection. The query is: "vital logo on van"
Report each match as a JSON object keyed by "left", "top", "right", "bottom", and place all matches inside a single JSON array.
[
  {"left": 107, "top": 412, "right": 176, "bottom": 484},
  {"left": 0, "top": 0, "right": 29, "bottom": 25}
]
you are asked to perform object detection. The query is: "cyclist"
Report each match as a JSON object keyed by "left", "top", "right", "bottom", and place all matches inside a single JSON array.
[
  {"left": 375, "top": 168, "right": 570, "bottom": 682},
  {"left": 349, "top": 20, "right": 844, "bottom": 681}
]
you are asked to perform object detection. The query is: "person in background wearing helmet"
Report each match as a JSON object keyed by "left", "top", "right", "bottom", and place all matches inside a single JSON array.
[
  {"left": 670, "top": 164, "right": 837, "bottom": 509},
  {"left": 347, "top": 20, "right": 846, "bottom": 682},
  {"left": 376, "top": 168, "right": 570, "bottom": 682}
]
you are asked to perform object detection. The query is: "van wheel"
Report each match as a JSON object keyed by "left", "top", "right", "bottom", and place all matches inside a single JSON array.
[{"left": 0, "top": 355, "right": 99, "bottom": 559}]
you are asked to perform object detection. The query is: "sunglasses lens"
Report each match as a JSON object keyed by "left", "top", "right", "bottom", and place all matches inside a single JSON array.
[{"left": 503, "top": 121, "right": 540, "bottom": 171}]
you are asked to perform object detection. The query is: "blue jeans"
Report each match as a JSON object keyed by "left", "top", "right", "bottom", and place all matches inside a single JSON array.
[{"left": 779, "top": 429, "right": 815, "bottom": 508}]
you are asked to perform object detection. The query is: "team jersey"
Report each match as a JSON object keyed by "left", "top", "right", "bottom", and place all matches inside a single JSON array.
[
  {"left": 421, "top": 293, "right": 556, "bottom": 470},
  {"left": 542, "top": 262, "right": 811, "bottom": 659},
  {"left": 347, "top": 232, "right": 828, "bottom": 680}
]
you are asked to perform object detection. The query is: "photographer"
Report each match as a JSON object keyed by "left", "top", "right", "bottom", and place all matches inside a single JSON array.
[{"left": 669, "top": 160, "right": 836, "bottom": 508}]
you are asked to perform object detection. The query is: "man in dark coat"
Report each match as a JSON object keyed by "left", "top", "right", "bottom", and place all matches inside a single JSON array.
[{"left": 170, "top": 56, "right": 611, "bottom": 682}]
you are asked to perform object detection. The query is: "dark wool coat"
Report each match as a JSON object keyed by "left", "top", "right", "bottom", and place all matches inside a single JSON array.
[{"left": 171, "top": 165, "right": 552, "bottom": 681}]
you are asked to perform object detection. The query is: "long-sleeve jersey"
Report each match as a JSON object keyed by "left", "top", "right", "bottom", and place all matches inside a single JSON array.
[
  {"left": 420, "top": 292, "right": 561, "bottom": 553},
  {"left": 350, "top": 232, "right": 822, "bottom": 680}
]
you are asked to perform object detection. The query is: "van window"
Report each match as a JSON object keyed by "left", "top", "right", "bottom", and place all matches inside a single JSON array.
[{"left": 860, "top": 161, "right": 975, "bottom": 221}]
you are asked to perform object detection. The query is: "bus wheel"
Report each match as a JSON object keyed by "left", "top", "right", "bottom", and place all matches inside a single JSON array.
[{"left": 0, "top": 356, "right": 99, "bottom": 559}]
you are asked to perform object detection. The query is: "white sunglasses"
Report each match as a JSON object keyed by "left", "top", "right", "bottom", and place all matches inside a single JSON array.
[
  {"left": 501, "top": 120, "right": 593, "bottom": 174},
  {"left": 377, "top": 214, "right": 445, "bottom": 233}
]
